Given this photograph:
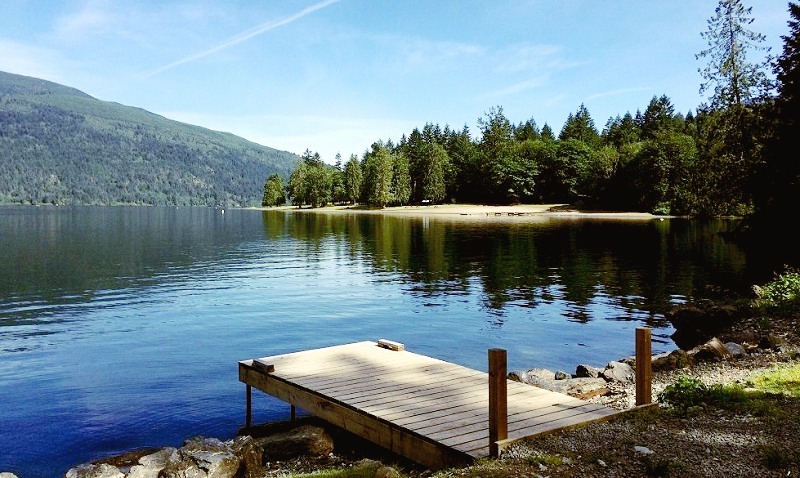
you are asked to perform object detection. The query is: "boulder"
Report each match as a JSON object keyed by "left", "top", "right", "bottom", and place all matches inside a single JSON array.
[
  {"left": 532, "top": 377, "right": 608, "bottom": 398},
  {"left": 179, "top": 437, "right": 241, "bottom": 478},
  {"left": 652, "top": 349, "right": 693, "bottom": 372},
  {"left": 230, "top": 436, "right": 264, "bottom": 478},
  {"left": 65, "top": 463, "right": 124, "bottom": 478},
  {"left": 257, "top": 425, "right": 334, "bottom": 461},
  {"left": 0, "top": 473, "right": 18, "bottom": 478},
  {"left": 724, "top": 342, "right": 747, "bottom": 357},
  {"left": 508, "top": 368, "right": 557, "bottom": 387},
  {"left": 126, "top": 447, "right": 177, "bottom": 478},
  {"left": 554, "top": 370, "right": 571, "bottom": 380},
  {"left": 575, "top": 364, "right": 601, "bottom": 378},
  {"left": 600, "top": 361, "right": 635, "bottom": 384},
  {"left": 667, "top": 303, "right": 743, "bottom": 349},
  {"left": 690, "top": 337, "right": 732, "bottom": 362}
]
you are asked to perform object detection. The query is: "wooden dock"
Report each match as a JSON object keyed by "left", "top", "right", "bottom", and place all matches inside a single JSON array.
[{"left": 239, "top": 340, "right": 625, "bottom": 469}]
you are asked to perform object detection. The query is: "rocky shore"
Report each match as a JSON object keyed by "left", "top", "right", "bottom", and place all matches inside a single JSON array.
[{"left": 8, "top": 302, "right": 798, "bottom": 478}]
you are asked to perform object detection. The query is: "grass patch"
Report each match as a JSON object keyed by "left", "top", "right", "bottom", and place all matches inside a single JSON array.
[
  {"left": 746, "top": 362, "right": 800, "bottom": 397},
  {"left": 284, "top": 460, "right": 403, "bottom": 478}
]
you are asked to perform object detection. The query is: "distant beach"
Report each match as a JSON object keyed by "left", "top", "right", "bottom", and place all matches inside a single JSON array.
[{"left": 249, "top": 203, "right": 661, "bottom": 221}]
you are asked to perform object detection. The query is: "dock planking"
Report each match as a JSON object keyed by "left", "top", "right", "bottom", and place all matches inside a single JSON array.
[{"left": 239, "top": 340, "right": 623, "bottom": 469}]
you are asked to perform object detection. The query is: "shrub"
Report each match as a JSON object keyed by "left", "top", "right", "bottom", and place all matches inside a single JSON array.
[
  {"left": 751, "top": 266, "right": 800, "bottom": 317},
  {"left": 657, "top": 376, "right": 753, "bottom": 414}
]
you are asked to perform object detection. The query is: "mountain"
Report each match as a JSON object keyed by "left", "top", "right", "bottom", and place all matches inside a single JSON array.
[{"left": 0, "top": 71, "right": 299, "bottom": 206}]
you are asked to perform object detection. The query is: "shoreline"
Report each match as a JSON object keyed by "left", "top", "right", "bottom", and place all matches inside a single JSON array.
[{"left": 246, "top": 203, "right": 665, "bottom": 221}]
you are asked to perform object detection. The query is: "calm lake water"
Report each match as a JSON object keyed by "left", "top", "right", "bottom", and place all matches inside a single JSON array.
[{"left": 0, "top": 206, "right": 788, "bottom": 477}]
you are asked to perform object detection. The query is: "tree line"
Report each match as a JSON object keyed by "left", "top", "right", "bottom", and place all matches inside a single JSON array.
[{"left": 268, "top": 0, "right": 799, "bottom": 224}]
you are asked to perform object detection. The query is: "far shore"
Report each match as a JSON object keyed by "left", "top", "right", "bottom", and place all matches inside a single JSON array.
[{"left": 246, "top": 203, "right": 665, "bottom": 221}]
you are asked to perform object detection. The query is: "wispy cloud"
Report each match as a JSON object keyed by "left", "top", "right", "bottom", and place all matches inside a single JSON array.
[
  {"left": 488, "top": 77, "right": 548, "bottom": 97},
  {"left": 585, "top": 87, "right": 653, "bottom": 101},
  {"left": 55, "top": 0, "right": 116, "bottom": 40},
  {"left": 0, "top": 41, "right": 64, "bottom": 81},
  {"left": 143, "top": 0, "right": 342, "bottom": 78}
]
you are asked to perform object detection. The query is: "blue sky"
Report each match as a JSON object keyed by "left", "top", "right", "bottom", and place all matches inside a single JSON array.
[{"left": 0, "top": 1, "right": 791, "bottom": 163}]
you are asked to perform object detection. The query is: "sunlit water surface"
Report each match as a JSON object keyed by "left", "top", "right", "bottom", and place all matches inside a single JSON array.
[{"left": 0, "top": 206, "right": 774, "bottom": 477}]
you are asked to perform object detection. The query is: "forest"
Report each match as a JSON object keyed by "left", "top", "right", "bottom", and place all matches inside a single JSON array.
[
  {"left": 274, "top": 0, "right": 799, "bottom": 232},
  {"left": 0, "top": 71, "right": 298, "bottom": 207}
]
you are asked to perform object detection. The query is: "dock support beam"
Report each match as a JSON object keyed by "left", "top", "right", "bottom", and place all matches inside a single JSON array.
[
  {"left": 488, "top": 348, "right": 508, "bottom": 458},
  {"left": 635, "top": 327, "right": 652, "bottom": 406},
  {"left": 246, "top": 384, "right": 252, "bottom": 429}
]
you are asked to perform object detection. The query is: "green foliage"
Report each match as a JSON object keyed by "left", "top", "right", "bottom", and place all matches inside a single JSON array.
[
  {"left": 287, "top": 150, "right": 333, "bottom": 208},
  {"left": 391, "top": 151, "right": 411, "bottom": 206},
  {"left": 751, "top": 267, "right": 800, "bottom": 317},
  {"left": 285, "top": 460, "right": 402, "bottom": 478},
  {"left": 747, "top": 362, "right": 800, "bottom": 397},
  {"left": 262, "top": 174, "right": 285, "bottom": 207},
  {"left": 343, "top": 154, "right": 362, "bottom": 204},
  {"left": 697, "top": 0, "right": 774, "bottom": 108},
  {"left": 0, "top": 71, "right": 298, "bottom": 207},
  {"left": 657, "top": 376, "right": 756, "bottom": 414},
  {"left": 559, "top": 104, "right": 600, "bottom": 146},
  {"left": 363, "top": 142, "right": 394, "bottom": 207}
]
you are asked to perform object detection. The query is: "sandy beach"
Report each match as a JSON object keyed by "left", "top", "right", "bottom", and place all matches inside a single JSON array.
[{"left": 250, "top": 203, "right": 662, "bottom": 221}]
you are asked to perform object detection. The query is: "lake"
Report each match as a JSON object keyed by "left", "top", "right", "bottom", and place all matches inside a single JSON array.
[{"left": 0, "top": 206, "right": 786, "bottom": 477}]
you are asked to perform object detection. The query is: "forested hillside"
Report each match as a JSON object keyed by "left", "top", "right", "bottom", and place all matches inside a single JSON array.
[{"left": 0, "top": 71, "right": 298, "bottom": 206}]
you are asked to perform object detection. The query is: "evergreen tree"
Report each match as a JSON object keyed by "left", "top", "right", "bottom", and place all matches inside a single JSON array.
[
  {"left": 697, "top": 0, "right": 774, "bottom": 108},
  {"left": 392, "top": 151, "right": 411, "bottom": 205},
  {"left": 558, "top": 104, "right": 600, "bottom": 146},
  {"left": 261, "top": 173, "right": 285, "bottom": 206},
  {"left": 752, "top": 2, "right": 800, "bottom": 233},
  {"left": 602, "top": 113, "right": 640, "bottom": 148},
  {"left": 343, "top": 154, "right": 362, "bottom": 205},
  {"left": 363, "top": 142, "right": 394, "bottom": 207}
]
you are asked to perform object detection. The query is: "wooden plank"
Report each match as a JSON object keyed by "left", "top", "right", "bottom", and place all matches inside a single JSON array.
[
  {"left": 378, "top": 339, "right": 405, "bottom": 351},
  {"left": 240, "top": 364, "right": 470, "bottom": 469},
  {"left": 240, "top": 341, "right": 625, "bottom": 468}
]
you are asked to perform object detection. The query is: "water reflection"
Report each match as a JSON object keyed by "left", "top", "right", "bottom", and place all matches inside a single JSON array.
[{"left": 264, "top": 210, "right": 750, "bottom": 326}]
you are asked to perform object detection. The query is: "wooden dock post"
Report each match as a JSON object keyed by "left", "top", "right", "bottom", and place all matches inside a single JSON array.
[
  {"left": 488, "top": 348, "right": 508, "bottom": 458},
  {"left": 246, "top": 384, "right": 252, "bottom": 429},
  {"left": 635, "top": 327, "right": 652, "bottom": 406}
]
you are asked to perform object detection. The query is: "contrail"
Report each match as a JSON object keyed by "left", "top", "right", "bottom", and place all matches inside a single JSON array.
[{"left": 143, "top": 0, "right": 341, "bottom": 77}]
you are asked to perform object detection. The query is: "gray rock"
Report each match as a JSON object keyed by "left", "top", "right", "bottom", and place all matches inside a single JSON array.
[
  {"left": 575, "top": 364, "right": 600, "bottom": 378},
  {"left": 724, "top": 342, "right": 747, "bottom": 357},
  {"left": 375, "top": 465, "right": 403, "bottom": 478},
  {"left": 180, "top": 437, "right": 240, "bottom": 478},
  {"left": 690, "top": 337, "right": 732, "bottom": 362},
  {"left": 634, "top": 445, "right": 655, "bottom": 455},
  {"left": 258, "top": 425, "right": 334, "bottom": 461},
  {"left": 64, "top": 463, "right": 124, "bottom": 478},
  {"left": 508, "top": 368, "right": 557, "bottom": 386},
  {"left": 230, "top": 436, "right": 264, "bottom": 478},
  {"left": 554, "top": 370, "right": 570, "bottom": 380},
  {"left": 600, "top": 361, "right": 635, "bottom": 384},
  {"left": 532, "top": 377, "right": 608, "bottom": 398},
  {"left": 126, "top": 447, "right": 178, "bottom": 478},
  {"left": 160, "top": 450, "right": 206, "bottom": 478},
  {"left": 652, "top": 349, "right": 693, "bottom": 372},
  {"left": 0, "top": 473, "right": 18, "bottom": 478}
]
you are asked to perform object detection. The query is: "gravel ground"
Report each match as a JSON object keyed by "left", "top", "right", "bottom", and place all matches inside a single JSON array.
[{"left": 430, "top": 316, "right": 800, "bottom": 478}]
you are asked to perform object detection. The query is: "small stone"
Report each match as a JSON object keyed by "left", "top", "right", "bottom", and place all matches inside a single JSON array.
[
  {"left": 634, "top": 446, "right": 654, "bottom": 455},
  {"left": 554, "top": 370, "right": 570, "bottom": 380},
  {"left": 597, "top": 459, "right": 607, "bottom": 467}
]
